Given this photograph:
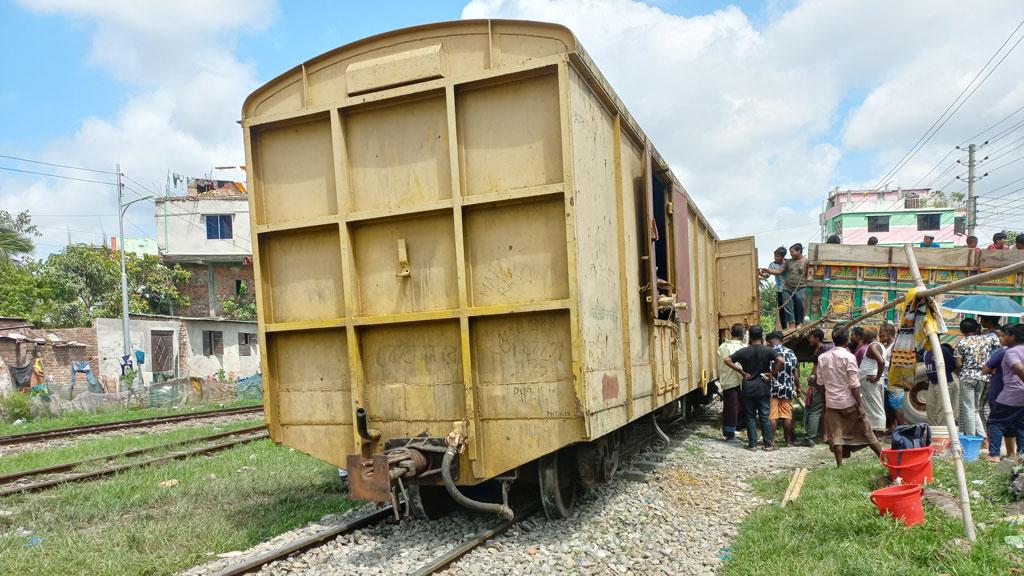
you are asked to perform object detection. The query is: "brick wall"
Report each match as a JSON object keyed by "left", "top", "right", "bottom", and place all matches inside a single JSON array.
[
  {"left": 0, "top": 340, "right": 90, "bottom": 398},
  {"left": 175, "top": 263, "right": 254, "bottom": 318},
  {"left": 177, "top": 263, "right": 210, "bottom": 318}
]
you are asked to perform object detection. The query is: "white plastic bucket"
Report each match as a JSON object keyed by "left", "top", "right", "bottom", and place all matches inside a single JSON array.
[{"left": 930, "top": 425, "right": 950, "bottom": 455}]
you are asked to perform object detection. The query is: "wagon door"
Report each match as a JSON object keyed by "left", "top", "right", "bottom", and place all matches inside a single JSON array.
[{"left": 716, "top": 236, "right": 759, "bottom": 329}]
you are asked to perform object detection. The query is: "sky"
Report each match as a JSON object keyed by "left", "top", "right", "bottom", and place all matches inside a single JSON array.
[{"left": 1, "top": 0, "right": 1023, "bottom": 262}]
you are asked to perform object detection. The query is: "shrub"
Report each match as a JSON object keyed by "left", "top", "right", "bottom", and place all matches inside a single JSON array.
[{"left": 0, "top": 391, "right": 32, "bottom": 423}]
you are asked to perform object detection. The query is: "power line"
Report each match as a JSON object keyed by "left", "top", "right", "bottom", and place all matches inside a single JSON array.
[
  {"left": 913, "top": 147, "right": 958, "bottom": 188},
  {"left": 0, "top": 153, "right": 117, "bottom": 175},
  {"left": 983, "top": 152, "right": 1024, "bottom": 174},
  {"left": 963, "top": 103, "right": 1024, "bottom": 144},
  {"left": 0, "top": 165, "right": 116, "bottom": 185},
  {"left": 872, "top": 18, "right": 1024, "bottom": 190}
]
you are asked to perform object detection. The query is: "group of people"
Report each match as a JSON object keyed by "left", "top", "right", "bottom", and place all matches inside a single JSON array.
[
  {"left": 759, "top": 244, "right": 808, "bottom": 330},
  {"left": 922, "top": 317, "right": 1024, "bottom": 461},
  {"left": 716, "top": 318, "right": 1024, "bottom": 465},
  {"left": 859, "top": 231, "right": 1023, "bottom": 250}
]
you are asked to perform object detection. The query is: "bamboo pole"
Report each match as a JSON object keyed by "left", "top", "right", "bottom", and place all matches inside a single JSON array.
[
  {"left": 903, "top": 244, "right": 976, "bottom": 542},
  {"left": 845, "top": 256, "right": 1024, "bottom": 329}
]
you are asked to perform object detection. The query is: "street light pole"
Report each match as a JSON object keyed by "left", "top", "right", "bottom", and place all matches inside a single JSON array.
[
  {"left": 115, "top": 164, "right": 154, "bottom": 387},
  {"left": 117, "top": 164, "right": 130, "bottom": 361}
]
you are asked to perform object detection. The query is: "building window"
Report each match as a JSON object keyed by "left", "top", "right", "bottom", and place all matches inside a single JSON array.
[
  {"left": 917, "top": 213, "right": 941, "bottom": 231},
  {"left": 239, "top": 333, "right": 256, "bottom": 357},
  {"left": 868, "top": 215, "right": 890, "bottom": 233},
  {"left": 954, "top": 216, "right": 966, "bottom": 235},
  {"left": 205, "top": 214, "right": 233, "bottom": 240},
  {"left": 235, "top": 279, "right": 247, "bottom": 295},
  {"left": 202, "top": 330, "right": 224, "bottom": 356}
]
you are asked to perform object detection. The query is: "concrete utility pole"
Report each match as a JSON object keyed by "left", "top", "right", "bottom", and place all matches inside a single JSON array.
[
  {"left": 967, "top": 143, "right": 976, "bottom": 237},
  {"left": 117, "top": 163, "right": 130, "bottom": 359},
  {"left": 116, "top": 165, "right": 154, "bottom": 362}
]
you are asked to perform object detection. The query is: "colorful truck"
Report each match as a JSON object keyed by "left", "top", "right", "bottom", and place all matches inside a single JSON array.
[{"left": 800, "top": 242, "right": 1024, "bottom": 421}]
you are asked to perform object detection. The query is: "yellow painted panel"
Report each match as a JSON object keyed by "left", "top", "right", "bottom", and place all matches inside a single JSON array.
[
  {"left": 465, "top": 199, "right": 569, "bottom": 306},
  {"left": 280, "top": 425, "right": 350, "bottom": 468},
  {"left": 361, "top": 321, "right": 465, "bottom": 424},
  {"left": 480, "top": 417, "right": 582, "bottom": 478},
  {"left": 261, "top": 227, "right": 344, "bottom": 323},
  {"left": 458, "top": 73, "right": 563, "bottom": 195},
  {"left": 345, "top": 96, "right": 452, "bottom": 212},
  {"left": 471, "top": 311, "right": 575, "bottom": 419},
  {"left": 498, "top": 33, "right": 571, "bottom": 67},
  {"left": 270, "top": 329, "right": 350, "bottom": 425},
  {"left": 568, "top": 68, "right": 625, "bottom": 416},
  {"left": 346, "top": 44, "right": 444, "bottom": 95},
  {"left": 255, "top": 118, "right": 337, "bottom": 225},
  {"left": 352, "top": 213, "right": 458, "bottom": 315}
]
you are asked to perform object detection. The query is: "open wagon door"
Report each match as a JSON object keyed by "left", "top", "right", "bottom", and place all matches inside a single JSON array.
[{"left": 716, "top": 236, "right": 759, "bottom": 329}]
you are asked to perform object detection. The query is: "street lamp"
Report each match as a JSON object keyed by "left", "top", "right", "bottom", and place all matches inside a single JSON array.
[{"left": 116, "top": 163, "right": 153, "bottom": 372}]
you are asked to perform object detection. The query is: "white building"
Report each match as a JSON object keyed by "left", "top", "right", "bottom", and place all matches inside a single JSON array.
[
  {"left": 94, "top": 315, "right": 260, "bottom": 385},
  {"left": 154, "top": 179, "right": 254, "bottom": 318}
]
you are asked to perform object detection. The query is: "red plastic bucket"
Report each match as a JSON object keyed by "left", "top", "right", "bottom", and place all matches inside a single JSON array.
[
  {"left": 870, "top": 484, "right": 925, "bottom": 526},
  {"left": 880, "top": 446, "right": 934, "bottom": 485}
]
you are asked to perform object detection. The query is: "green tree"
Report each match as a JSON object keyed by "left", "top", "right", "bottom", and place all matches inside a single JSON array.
[
  {"left": 32, "top": 245, "right": 191, "bottom": 327},
  {"left": 0, "top": 229, "right": 33, "bottom": 270},
  {"left": 0, "top": 261, "right": 41, "bottom": 320},
  {"left": 219, "top": 280, "right": 257, "bottom": 320},
  {"left": 0, "top": 210, "right": 40, "bottom": 237}
]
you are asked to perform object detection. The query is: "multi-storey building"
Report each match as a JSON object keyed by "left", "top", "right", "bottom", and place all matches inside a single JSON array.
[
  {"left": 154, "top": 178, "right": 254, "bottom": 318},
  {"left": 819, "top": 187, "right": 967, "bottom": 246}
]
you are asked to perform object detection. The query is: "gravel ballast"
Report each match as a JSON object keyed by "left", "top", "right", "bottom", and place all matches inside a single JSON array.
[{"left": 181, "top": 404, "right": 830, "bottom": 576}]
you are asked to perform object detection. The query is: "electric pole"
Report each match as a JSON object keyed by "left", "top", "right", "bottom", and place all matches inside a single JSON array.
[
  {"left": 117, "top": 163, "right": 131, "bottom": 361},
  {"left": 967, "top": 144, "right": 976, "bottom": 237},
  {"left": 116, "top": 165, "right": 154, "bottom": 370}
]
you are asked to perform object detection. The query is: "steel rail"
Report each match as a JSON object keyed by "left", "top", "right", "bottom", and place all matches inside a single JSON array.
[
  {"left": 0, "top": 425, "right": 267, "bottom": 485},
  {"left": 0, "top": 430, "right": 268, "bottom": 496},
  {"left": 210, "top": 506, "right": 396, "bottom": 576},
  {"left": 410, "top": 501, "right": 541, "bottom": 576},
  {"left": 0, "top": 405, "right": 263, "bottom": 446}
]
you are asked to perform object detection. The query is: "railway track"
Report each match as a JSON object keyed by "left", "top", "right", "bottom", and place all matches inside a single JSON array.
[
  {"left": 0, "top": 405, "right": 263, "bottom": 446},
  {"left": 205, "top": 412, "right": 687, "bottom": 576},
  {"left": 0, "top": 425, "right": 268, "bottom": 496}
]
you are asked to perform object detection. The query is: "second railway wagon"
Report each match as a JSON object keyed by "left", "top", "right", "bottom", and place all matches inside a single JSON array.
[{"left": 241, "top": 19, "right": 759, "bottom": 519}]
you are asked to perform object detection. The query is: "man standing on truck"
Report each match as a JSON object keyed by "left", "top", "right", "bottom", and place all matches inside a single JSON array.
[
  {"left": 783, "top": 244, "right": 808, "bottom": 329},
  {"left": 989, "top": 232, "right": 1010, "bottom": 250},
  {"left": 767, "top": 331, "right": 800, "bottom": 447},
  {"left": 724, "top": 325, "right": 784, "bottom": 452},
  {"left": 801, "top": 328, "right": 832, "bottom": 447},
  {"left": 757, "top": 247, "right": 788, "bottom": 330},
  {"left": 717, "top": 323, "right": 746, "bottom": 442},
  {"left": 818, "top": 327, "right": 883, "bottom": 466}
]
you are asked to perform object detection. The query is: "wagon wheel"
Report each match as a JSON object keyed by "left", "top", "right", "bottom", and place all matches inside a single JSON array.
[
  {"left": 408, "top": 484, "right": 454, "bottom": 520},
  {"left": 539, "top": 451, "right": 576, "bottom": 520}
]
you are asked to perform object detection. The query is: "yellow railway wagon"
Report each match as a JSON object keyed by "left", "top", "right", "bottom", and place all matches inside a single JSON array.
[{"left": 242, "top": 19, "right": 759, "bottom": 519}]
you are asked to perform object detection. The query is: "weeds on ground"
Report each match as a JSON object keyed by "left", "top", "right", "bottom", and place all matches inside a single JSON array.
[
  {"left": 725, "top": 454, "right": 1022, "bottom": 576},
  {"left": 0, "top": 392, "right": 31, "bottom": 423},
  {"left": 0, "top": 439, "right": 353, "bottom": 576}
]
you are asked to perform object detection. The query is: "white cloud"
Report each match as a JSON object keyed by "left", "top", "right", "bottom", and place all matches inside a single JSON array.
[
  {"left": 462, "top": 0, "right": 1024, "bottom": 256},
  {"left": 2, "top": 0, "right": 274, "bottom": 254}
]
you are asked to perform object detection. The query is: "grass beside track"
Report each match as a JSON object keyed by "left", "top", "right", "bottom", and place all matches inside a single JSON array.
[
  {"left": 724, "top": 453, "right": 1023, "bottom": 576},
  {"left": 0, "top": 419, "right": 265, "bottom": 476},
  {"left": 0, "top": 438, "right": 354, "bottom": 576},
  {"left": 0, "top": 399, "right": 262, "bottom": 437}
]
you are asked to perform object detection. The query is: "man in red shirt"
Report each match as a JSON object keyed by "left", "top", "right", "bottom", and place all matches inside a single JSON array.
[{"left": 988, "top": 232, "right": 1009, "bottom": 250}]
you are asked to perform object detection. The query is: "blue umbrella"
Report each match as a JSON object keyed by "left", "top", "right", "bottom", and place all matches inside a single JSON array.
[{"left": 940, "top": 294, "right": 1024, "bottom": 317}]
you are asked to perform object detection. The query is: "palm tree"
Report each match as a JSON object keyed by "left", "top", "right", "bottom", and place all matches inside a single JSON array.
[{"left": 0, "top": 229, "right": 33, "bottom": 270}]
